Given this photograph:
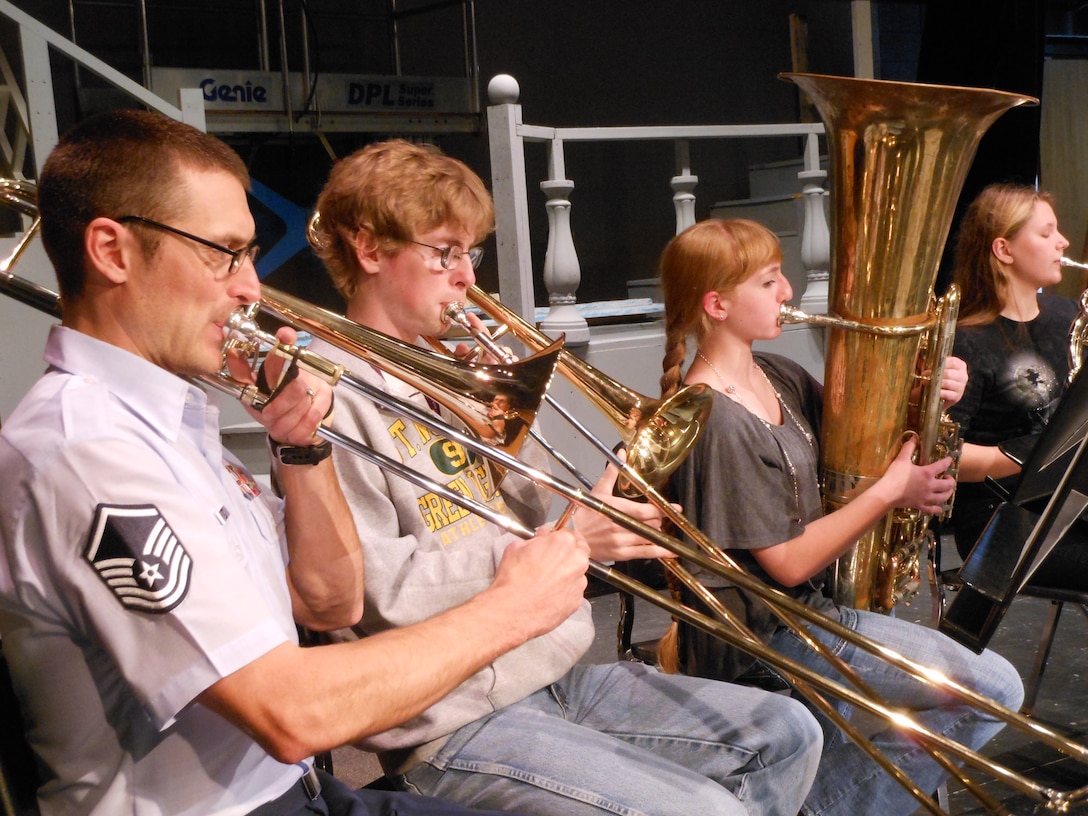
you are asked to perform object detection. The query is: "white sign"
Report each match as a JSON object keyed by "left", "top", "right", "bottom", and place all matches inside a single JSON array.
[{"left": 151, "top": 68, "right": 473, "bottom": 114}]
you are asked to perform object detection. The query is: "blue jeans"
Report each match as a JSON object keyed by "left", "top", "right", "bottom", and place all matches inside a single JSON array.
[
  {"left": 768, "top": 607, "right": 1024, "bottom": 816},
  {"left": 250, "top": 770, "right": 518, "bottom": 816},
  {"left": 397, "top": 661, "right": 822, "bottom": 816}
]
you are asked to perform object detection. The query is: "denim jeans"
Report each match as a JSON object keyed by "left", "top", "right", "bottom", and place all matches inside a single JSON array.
[
  {"left": 769, "top": 606, "right": 1024, "bottom": 816},
  {"left": 249, "top": 770, "right": 518, "bottom": 816},
  {"left": 398, "top": 661, "right": 822, "bottom": 816}
]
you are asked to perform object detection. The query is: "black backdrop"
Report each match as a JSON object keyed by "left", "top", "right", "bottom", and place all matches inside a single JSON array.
[{"left": 915, "top": 0, "right": 1048, "bottom": 291}]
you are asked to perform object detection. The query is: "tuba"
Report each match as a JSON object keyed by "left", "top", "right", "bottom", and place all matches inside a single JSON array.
[{"left": 779, "top": 73, "right": 1036, "bottom": 612}]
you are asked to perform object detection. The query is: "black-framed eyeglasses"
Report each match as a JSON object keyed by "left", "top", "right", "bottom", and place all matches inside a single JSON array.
[
  {"left": 116, "top": 215, "right": 260, "bottom": 277},
  {"left": 408, "top": 240, "right": 485, "bottom": 270}
]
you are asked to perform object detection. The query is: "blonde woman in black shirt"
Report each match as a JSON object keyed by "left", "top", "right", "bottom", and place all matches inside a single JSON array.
[{"left": 948, "top": 183, "right": 1087, "bottom": 587}]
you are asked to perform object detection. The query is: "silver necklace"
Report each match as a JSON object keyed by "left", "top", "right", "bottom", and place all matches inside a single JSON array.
[
  {"left": 697, "top": 351, "right": 746, "bottom": 399},
  {"left": 696, "top": 351, "right": 813, "bottom": 523},
  {"left": 697, "top": 351, "right": 814, "bottom": 445}
]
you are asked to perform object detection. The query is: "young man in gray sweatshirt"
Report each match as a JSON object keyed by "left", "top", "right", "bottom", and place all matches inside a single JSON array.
[{"left": 306, "top": 138, "right": 824, "bottom": 816}]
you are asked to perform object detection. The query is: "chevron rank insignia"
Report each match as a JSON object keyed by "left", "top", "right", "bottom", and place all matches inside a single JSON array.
[{"left": 84, "top": 504, "right": 192, "bottom": 613}]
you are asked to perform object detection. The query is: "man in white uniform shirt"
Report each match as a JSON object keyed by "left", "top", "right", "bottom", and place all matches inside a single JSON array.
[{"left": 0, "top": 110, "right": 589, "bottom": 815}]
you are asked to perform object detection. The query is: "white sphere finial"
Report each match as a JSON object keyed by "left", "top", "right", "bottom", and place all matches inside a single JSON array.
[{"left": 488, "top": 74, "right": 520, "bottom": 105}]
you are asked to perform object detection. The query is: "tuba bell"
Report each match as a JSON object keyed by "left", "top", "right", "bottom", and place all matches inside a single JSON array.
[{"left": 779, "top": 73, "right": 1037, "bottom": 612}]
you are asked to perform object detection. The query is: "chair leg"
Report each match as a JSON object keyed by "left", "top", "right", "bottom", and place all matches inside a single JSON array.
[
  {"left": 934, "top": 780, "right": 949, "bottom": 812},
  {"left": 926, "top": 539, "right": 946, "bottom": 626},
  {"left": 617, "top": 591, "right": 636, "bottom": 660},
  {"left": 1022, "top": 600, "right": 1064, "bottom": 716}
]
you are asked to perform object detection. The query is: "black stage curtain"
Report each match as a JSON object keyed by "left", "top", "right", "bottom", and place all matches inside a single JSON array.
[{"left": 915, "top": 0, "right": 1047, "bottom": 291}]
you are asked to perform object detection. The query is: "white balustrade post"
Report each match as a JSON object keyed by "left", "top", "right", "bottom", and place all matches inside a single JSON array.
[
  {"left": 767, "top": 131, "right": 830, "bottom": 380},
  {"left": 671, "top": 139, "right": 697, "bottom": 234},
  {"left": 799, "top": 132, "right": 830, "bottom": 316},
  {"left": 178, "top": 87, "right": 207, "bottom": 131},
  {"left": 798, "top": 170, "right": 830, "bottom": 315},
  {"left": 539, "top": 177, "right": 590, "bottom": 346},
  {"left": 486, "top": 74, "right": 536, "bottom": 321},
  {"left": 671, "top": 174, "right": 698, "bottom": 234}
]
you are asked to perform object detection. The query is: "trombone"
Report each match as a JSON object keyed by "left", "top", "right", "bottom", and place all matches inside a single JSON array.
[
  {"left": 248, "top": 285, "right": 899, "bottom": 791},
  {"left": 438, "top": 282, "right": 1088, "bottom": 813},
  {"left": 6, "top": 198, "right": 1088, "bottom": 814},
  {"left": 221, "top": 305, "right": 1088, "bottom": 815},
  {"left": 305, "top": 211, "right": 716, "bottom": 494}
]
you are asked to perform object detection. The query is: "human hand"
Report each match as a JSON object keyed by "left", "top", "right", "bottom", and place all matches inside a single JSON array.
[
  {"left": 572, "top": 453, "right": 679, "bottom": 563},
  {"left": 940, "top": 356, "right": 968, "bottom": 408},
  {"left": 225, "top": 326, "right": 332, "bottom": 447},
  {"left": 878, "top": 436, "right": 955, "bottom": 515},
  {"left": 491, "top": 527, "right": 590, "bottom": 638}
]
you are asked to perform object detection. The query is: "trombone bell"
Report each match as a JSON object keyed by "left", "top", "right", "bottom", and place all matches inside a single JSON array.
[{"left": 464, "top": 285, "right": 714, "bottom": 497}]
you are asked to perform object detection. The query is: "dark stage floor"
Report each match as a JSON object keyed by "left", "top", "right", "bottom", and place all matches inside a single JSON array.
[{"left": 580, "top": 540, "right": 1088, "bottom": 816}]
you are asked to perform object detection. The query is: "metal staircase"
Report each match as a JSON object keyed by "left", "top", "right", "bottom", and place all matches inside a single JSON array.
[
  {"left": 0, "top": 0, "right": 487, "bottom": 423},
  {"left": 0, "top": 29, "right": 28, "bottom": 182}
]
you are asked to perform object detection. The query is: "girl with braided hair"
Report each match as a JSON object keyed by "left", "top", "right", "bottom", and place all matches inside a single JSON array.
[{"left": 654, "top": 217, "right": 1023, "bottom": 816}]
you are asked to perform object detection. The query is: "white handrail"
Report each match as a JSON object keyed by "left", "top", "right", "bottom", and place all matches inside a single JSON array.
[{"left": 0, "top": 41, "right": 29, "bottom": 177}]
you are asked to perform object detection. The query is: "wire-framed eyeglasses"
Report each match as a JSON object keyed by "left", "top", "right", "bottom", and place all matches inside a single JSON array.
[
  {"left": 116, "top": 215, "right": 260, "bottom": 278},
  {"left": 408, "top": 240, "right": 485, "bottom": 270}
]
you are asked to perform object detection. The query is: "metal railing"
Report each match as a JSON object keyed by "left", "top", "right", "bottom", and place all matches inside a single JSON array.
[
  {"left": 484, "top": 74, "right": 831, "bottom": 344},
  {"left": 59, "top": 0, "right": 482, "bottom": 135},
  {"left": 0, "top": 0, "right": 204, "bottom": 177}
]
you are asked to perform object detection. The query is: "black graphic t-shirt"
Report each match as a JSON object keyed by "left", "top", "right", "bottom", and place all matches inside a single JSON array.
[
  {"left": 949, "top": 294, "right": 1078, "bottom": 446},
  {"left": 948, "top": 294, "right": 1079, "bottom": 552}
]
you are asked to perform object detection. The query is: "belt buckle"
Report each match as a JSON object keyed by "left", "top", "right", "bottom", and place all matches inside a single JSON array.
[{"left": 301, "top": 765, "right": 321, "bottom": 801}]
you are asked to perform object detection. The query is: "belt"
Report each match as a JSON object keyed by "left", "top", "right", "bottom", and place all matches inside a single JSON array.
[
  {"left": 247, "top": 765, "right": 322, "bottom": 815},
  {"left": 300, "top": 766, "right": 321, "bottom": 800}
]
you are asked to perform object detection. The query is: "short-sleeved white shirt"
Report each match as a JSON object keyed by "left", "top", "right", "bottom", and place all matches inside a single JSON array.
[{"left": 0, "top": 326, "right": 302, "bottom": 815}]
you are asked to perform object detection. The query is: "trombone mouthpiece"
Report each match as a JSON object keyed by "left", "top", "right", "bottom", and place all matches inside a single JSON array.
[
  {"left": 306, "top": 212, "right": 325, "bottom": 251},
  {"left": 442, "top": 301, "right": 470, "bottom": 327},
  {"left": 1062, "top": 257, "right": 1088, "bottom": 273},
  {"left": 221, "top": 306, "right": 265, "bottom": 359}
]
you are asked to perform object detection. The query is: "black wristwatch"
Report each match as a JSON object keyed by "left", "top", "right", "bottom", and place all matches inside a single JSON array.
[{"left": 270, "top": 438, "right": 333, "bottom": 466}]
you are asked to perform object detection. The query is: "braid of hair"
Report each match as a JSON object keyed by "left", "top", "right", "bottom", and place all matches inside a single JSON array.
[
  {"left": 659, "top": 295, "right": 696, "bottom": 400},
  {"left": 654, "top": 319, "right": 694, "bottom": 675},
  {"left": 655, "top": 567, "right": 686, "bottom": 674},
  {"left": 659, "top": 332, "right": 688, "bottom": 402}
]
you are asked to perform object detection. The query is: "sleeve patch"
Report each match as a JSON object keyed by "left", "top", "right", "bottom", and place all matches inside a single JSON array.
[{"left": 83, "top": 504, "right": 192, "bottom": 614}]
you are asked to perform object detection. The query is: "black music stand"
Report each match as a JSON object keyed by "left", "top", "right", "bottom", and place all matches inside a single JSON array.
[{"left": 939, "top": 367, "right": 1088, "bottom": 653}]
